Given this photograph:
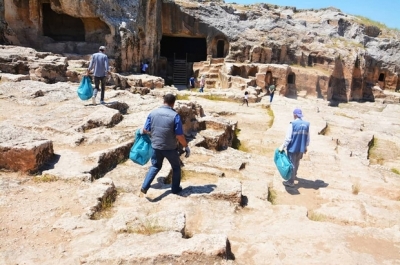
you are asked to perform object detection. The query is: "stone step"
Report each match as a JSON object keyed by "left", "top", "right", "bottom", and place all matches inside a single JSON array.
[
  {"left": 84, "top": 232, "right": 232, "bottom": 264},
  {"left": 42, "top": 140, "right": 133, "bottom": 181}
]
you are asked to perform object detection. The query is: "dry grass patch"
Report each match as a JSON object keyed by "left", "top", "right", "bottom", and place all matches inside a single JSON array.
[
  {"left": 181, "top": 170, "right": 219, "bottom": 183},
  {"left": 183, "top": 228, "right": 194, "bottom": 239},
  {"left": 33, "top": 174, "right": 58, "bottom": 183},
  {"left": 267, "top": 185, "right": 277, "bottom": 205},
  {"left": 127, "top": 217, "right": 166, "bottom": 235},
  {"left": 199, "top": 94, "right": 237, "bottom": 103},
  {"left": 176, "top": 94, "right": 190, "bottom": 100},
  {"left": 391, "top": 168, "right": 400, "bottom": 175},
  {"left": 232, "top": 128, "right": 250, "bottom": 152},
  {"left": 327, "top": 37, "right": 364, "bottom": 50},
  {"left": 264, "top": 105, "right": 275, "bottom": 128},
  {"left": 92, "top": 192, "right": 117, "bottom": 220},
  {"left": 307, "top": 210, "right": 326, "bottom": 222},
  {"left": 334, "top": 111, "right": 354, "bottom": 119},
  {"left": 352, "top": 182, "right": 360, "bottom": 195}
]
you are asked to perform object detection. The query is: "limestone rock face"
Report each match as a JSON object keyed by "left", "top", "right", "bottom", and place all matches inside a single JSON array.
[
  {"left": 0, "top": 46, "right": 67, "bottom": 83},
  {"left": 0, "top": 125, "right": 54, "bottom": 173},
  {"left": 0, "top": 0, "right": 160, "bottom": 73},
  {"left": 175, "top": 101, "right": 205, "bottom": 136},
  {"left": 1, "top": 1, "right": 400, "bottom": 102},
  {"left": 196, "top": 116, "right": 237, "bottom": 151},
  {"left": 112, "top": 73, "right": 165, "bottom": 90}
]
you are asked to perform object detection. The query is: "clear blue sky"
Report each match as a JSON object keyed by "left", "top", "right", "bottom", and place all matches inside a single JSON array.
[{"left": 225, "top": 0, "right": 400, "bottom": 29}]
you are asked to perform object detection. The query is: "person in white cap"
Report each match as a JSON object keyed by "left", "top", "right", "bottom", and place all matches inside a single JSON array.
[
  {"left": 87, "top": 46, "right": 110, "bottom": 105},
  {"left": 279, "top": 108, "right": 310, "bottom": 188}
]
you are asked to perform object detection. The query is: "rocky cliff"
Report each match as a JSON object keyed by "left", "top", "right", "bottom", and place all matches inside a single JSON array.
[{"left": 0, "top": 0, "right": 399, "bottom": 102}]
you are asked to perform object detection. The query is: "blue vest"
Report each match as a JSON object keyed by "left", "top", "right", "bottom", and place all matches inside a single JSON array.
[
  {"left": 287, "top": 119, "right": 310, "bottom": 153},
  {"left": 149, "top": 106, "right": 178, "bottom": 150}
]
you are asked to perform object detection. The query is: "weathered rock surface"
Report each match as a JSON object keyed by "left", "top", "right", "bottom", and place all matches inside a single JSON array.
[
  {"left": 1, "top": 73, "right": 400, "bottom": 265},
  {"left": 1, "top": 1, "right": 399, "bottom": 101},
  {"left": 0, "top": 124, "right": 53, "bottom": 173},
  {"left": 85, "top": 232, "right": 230, "bottom": 264},
  {"left": 112, "top": 73, "right": 165, "bottom": 90}
]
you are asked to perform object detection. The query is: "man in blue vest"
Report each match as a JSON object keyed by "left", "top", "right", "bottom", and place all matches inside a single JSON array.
[
  {"left": 279, "top": 108, "right": 310, "bottom": 188},
  {"left": 139, "top": 94, "right": 190, "bottom": 195},
  {"left": 87, "top": 46, "right": 110, "bottom": 105}
]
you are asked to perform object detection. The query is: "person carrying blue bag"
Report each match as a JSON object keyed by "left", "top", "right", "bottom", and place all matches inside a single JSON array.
[
  {"left": 138, "top": 94, "right": 190, "bottom": 196},
  {"left": 77, "top": 76, "right": 93, "bottom": 101},
  {"left": 274, "top": 148, "right": 293, "bottom": 181},
  {"left": 278, "top": 108, "right": 310, "bottom": 188},
  {"left": 86, "top": 46, "right": 110, "bottom": 105}
]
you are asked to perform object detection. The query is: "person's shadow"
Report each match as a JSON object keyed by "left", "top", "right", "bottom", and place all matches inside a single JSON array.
[
  {"left": 148, "top": 184, "right": 217, "bottom": 202},
  {"left": 284, "top": 178, "right": 329, "bottom": 195}
]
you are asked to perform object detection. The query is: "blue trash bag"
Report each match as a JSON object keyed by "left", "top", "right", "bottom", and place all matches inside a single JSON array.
[
  {"left": 273, "top": 148, "right": 293, "bottom": 180},
  {"left": 129, "top": 129, "right": 153, "bottom": 166},
  {"left": 77, "top": 76, "right": 93, "bottom": 100}
]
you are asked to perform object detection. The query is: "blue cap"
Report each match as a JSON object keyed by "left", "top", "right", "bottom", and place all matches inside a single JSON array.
[{"left": 293, "top": 108, "right": 303, "bottom": 118}]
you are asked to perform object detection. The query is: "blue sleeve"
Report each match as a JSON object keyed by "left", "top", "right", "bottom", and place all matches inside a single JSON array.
[
  {"left": 105, "top": 56, "right": 109, "bottom": 72},
  {"left": 174, "top": 114, "right": 184, "bottom": 135},
  {"left": 88, "top": 55, "right": 94, "bottom": 70},
  {"left": 144, "top": 115, "right": 152, "bottom": 131}
]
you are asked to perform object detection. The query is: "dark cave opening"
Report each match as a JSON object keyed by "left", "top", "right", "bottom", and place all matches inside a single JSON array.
[
  {"left": 160, "top": 36, "right": 207, "bottom": 62},
  {"left": 42, "top": 3, "right": 85, "bottom": 42}
]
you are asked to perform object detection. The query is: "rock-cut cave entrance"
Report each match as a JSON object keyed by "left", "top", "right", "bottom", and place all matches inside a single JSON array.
[
  {"left": 160, "top": 36, "right": 207, "bottom": 61},
  {"left": 42, "top": 3, "right": 85, "bottom": 41},
  {"left": 217, "top": 40, "right": 225, "bottom": 58},
  {"left": 160, "top": 36, "right": 207, "bottom": 85}
]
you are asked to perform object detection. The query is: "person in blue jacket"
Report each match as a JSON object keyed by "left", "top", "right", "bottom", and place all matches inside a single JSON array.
[
  {"left": 279, "top": 108, "right": 310, "bottom": 188},
  {"left": 139, "top": 94, "right": 190, "bottom": 196}
]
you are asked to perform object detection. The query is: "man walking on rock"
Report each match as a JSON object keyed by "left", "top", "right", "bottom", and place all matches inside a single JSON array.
[
  {"left": 279, "top": 108, "right": 310, "bottom": 188},
  {"left": 139, "top": 94, "right": 190, "bottom": 196},
  {"left": 87, "top": 46, "right": 110, "bottom": 105}
]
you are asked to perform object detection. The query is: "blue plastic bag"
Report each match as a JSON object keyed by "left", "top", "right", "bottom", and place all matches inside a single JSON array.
[
  {"left": 129, "top": 129, "right": 153, "bottom": 166},
  {"left": 273, "top": 148, "right": 293, "bottom": 180},
  {"left": 77, "top": 76, "right": 93, "bottom": 100}
]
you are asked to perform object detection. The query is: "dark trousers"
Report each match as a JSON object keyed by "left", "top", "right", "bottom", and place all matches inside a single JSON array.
[
  {"left": 94, "top": 76, "right": 106, "bottom": 101},
  {"left": 270, "top": 92, "right": 274, "bottom": 103},
  {"left": 142, "top": 149, "right": 182, "bottom": 193},
  {"left": 288, "top": 152, "right": 303, "bottom": 184}
]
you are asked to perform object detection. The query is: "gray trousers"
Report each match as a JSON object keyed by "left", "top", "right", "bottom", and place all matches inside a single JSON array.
[{"left": 288, "top": 152, "right": 303, "bottom": 184}]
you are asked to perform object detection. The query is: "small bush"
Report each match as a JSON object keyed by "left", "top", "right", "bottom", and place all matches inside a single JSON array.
[
  {"left": 267, "top": 186, "right": 277, "bottom": 205},
  {"left": 308, "top": 211, "right": 325, "bottom": 222}
]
